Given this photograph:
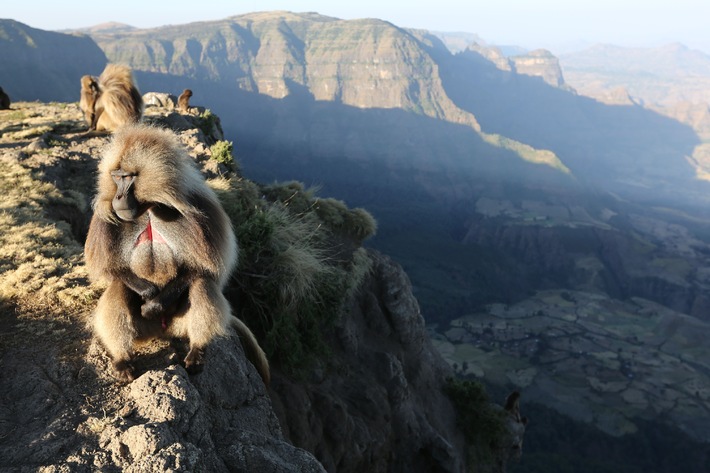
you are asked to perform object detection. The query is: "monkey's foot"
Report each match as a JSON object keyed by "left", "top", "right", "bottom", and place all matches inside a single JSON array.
[
  {"left": 184, "top": 347, "right": 205, "bottom": 374},
  {"left": 112, "top": 359, "right": 136, "bottom": 383}
]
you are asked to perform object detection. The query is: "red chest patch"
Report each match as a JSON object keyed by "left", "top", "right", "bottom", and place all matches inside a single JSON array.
[{"left": 135, "top": 220, "right": 167, "bottom": 246}]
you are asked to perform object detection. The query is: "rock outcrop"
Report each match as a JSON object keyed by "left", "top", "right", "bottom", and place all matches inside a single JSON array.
[
  {"left": 92, "top": 11, "right": 480, "bottom": 131},
  {"left": 270, "top": 251, "right": 465, "bottom": 473},
  {"left": 463, "top": 43, "right": 567, "bottom": 88},
  {"left": 510, "top": 49, "right": 566, "bottom": 88}
]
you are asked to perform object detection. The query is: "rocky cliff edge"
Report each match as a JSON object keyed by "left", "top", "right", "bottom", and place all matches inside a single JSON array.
[{"left": 0, "top": 99, "right": 464, "bottom": 472}]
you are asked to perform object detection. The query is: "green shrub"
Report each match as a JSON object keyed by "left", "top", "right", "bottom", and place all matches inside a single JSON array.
[
  {"left": 210, "top": 140, "right": 235, "bottom": 165},
  {"left": 197, "top": 109, "right": 218, "bottom": 136},
  {"left": 315, "top": 197, "right": 377, "bottom": 242},
  {"left": 444, "top": 378, "right": 509, "bottom": 471},
  {"left": 261, "top": 181, "right": 317, "bottom": 215},
  {"left": 212, "top": 178, "right": 374, "bottom": 375}
]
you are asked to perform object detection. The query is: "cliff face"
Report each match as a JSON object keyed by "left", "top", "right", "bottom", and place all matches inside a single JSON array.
[
  {"left": 463, "top": 44, "right": 566, "bottom": 88},
  {"left": 510, "top": 49, "right": 566, "bottom": 88},
  {"left": 271, "top": 251, "right": 465, "bottom": 473},
  {"left": 0, "top": 20, "right": 107, "bottom": 102},
  {"left": 93, "top": 11, "right": 479, "bottom": 130},
  {"left": 460, "top": 207, "right": 710, "bottom": 321},
  {"left": 0, "top": 101, "right": 465, "bottom": 472}
]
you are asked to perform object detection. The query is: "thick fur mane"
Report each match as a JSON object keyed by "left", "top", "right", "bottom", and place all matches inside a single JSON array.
[{"left": 94, "top": 125, "right": 207, "bottom": 223}]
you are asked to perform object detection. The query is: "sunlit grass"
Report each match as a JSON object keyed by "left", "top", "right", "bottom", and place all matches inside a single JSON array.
[{"left": 0, "top": 160, "right": 93, "bottom": 312}]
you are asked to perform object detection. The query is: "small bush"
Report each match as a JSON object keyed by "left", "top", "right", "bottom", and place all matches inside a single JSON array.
[
  {"left": 209, "top": 176, "right": 260, "bottom": 219},
  {"left": 315, "top": 197, "right": 377, "bottom": 242},
  {"left": 261, "top": 181, "right": 317, "bottom": 215},
  {"left": 444, "top": 378, "right": 509, "bottom": 471},
  {"left": 214, "top": 178, "right": 375, "bottom": 374},
  {"left": 197, "top": 109, "right": 218, "bottom": 136},
  {"left": 210, "top": 140, "right": 234, "bottom": 165}
]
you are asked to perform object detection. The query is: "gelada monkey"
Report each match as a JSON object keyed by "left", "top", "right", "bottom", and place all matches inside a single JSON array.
[
  {"left": 85, "top": 124, "right": 269, "bottom": 384},
  {"left": 178, "top": 88, "right": 192, "bottom": 113},
  {"left": 80, "top": 64, "right": 143, "bottom": 132},
  {"left": 0, "top": 87, "right": 10, "bottom": 110}
]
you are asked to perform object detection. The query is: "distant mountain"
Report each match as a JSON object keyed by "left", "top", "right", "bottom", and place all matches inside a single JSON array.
[
  {"left": 87, "top": 12, "right": 706, "bottom": 202},
  {"left": 561, "top": 43, "right": 710, "bottom": 81},
  {"left": 431, "top": 31, "right": 485, "bottom": 53},
  {"left": 64, "top": 22, "right": 137, "bottom": 35},
  {"left": 90, "top": 11, "right": 571, "bottom": 192},
  {"left": 93, "top": 12, "right": 478, "bottom": 129},
  {"left": 560, "top": 43, "right": 710, "bottom": 139},
  {"left": 0, "top": 19, "right": 106, "bottom": 102},
  {"left": 464, "top": 43, "right": 568, "bottom": 88}
]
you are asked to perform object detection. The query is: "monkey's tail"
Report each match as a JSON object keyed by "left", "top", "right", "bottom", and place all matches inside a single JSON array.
[{"left": 230, "top": 317, "right": 271, "bottom": 387}]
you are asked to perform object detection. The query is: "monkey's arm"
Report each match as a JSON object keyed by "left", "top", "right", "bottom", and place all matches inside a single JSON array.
[
  {"left": 86, "top": 215, "right": 160, "bottom": 298},
  {"left": 180, "top": 191, "right": 236, "bottom": 279},
  {"left": 140, "top": 268, "right": 195, "bottom": 318},
  {"left": 91, "top": 107, "right": 103, "bottom": 131}
]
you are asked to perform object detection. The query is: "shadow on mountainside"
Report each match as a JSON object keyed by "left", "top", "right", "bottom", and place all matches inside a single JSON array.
[
  {"left": 0, "top": 20, "right": 107, "bottom": 102},
  {"left": 130, "top": 70, "right": 710, "bottom": 325},
  {"left": 134, "top": 70, "right": 574, "bottom": 200},
  {"left": 133, "top": 72, "right": 585, "bottom": 321},
  {"left": 435, "top": 48, "right": 706, "bottom": 209}
]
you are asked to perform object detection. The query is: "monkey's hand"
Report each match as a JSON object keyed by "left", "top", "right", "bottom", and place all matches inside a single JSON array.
[
  {"left": 115, "top": 270, "right": 159, "bottom": 300},
  {"left": 140, "top": 270, "right": 193, "bottom": 319},
  {"left": 184, "top": 346, "right": 205, "bottom": 374}
]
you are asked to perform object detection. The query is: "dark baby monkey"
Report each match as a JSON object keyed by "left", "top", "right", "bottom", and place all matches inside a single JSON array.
[{"left": 178, "top": 88, "right": 192, "bottom": 113}]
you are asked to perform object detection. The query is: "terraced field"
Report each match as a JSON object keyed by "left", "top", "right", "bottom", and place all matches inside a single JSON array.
[{"left": 432, "top": 289, "right": 710, "bottom": 441}]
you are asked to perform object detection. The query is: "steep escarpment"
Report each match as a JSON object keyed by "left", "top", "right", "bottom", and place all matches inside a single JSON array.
[
  {"left": 458, "top": 195, "right": 710, "bottom": 320},
  {"left": 463, "top": 43, "right": 567, "bottom": 88},
  {"left": 93, "top": 12, "right": 479, "bottom": 130},
  {"left": 271, "top": 251, "right": 464, "bottom": 473}
]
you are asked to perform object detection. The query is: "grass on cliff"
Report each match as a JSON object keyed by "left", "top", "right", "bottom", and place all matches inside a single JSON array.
[
  {"left": 209, "top": 140, "right": 235, "bottom": 165},
  {"left": 0, "top": 160, "right": 94, "bottom": 315},
  {"left": 210, "top": 177, "right": 376, "bottom": 373},
  {"left": 444, "top": 378, "right": 509, "bottom": 471},
  {"left": 482, "top": 132, "right": 570, "bottom": 174}
]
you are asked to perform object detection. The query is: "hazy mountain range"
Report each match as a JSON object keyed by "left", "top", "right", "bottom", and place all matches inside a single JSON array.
[{"left": 2, "top": 11, "right": 710, "bottom": 467}]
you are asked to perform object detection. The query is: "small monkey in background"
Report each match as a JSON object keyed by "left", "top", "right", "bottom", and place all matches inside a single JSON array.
[
  {"left": 496, "top": 391, "right": 528, "bottom": 472},
  {"left": 80, "top": 64, "right": 143, "bottom": 132},
  {"left": 0, "top": 87, "right": 10, "bottom": 110},
  {"left": 84, "top": 124, "right": 269, "bottom": 384},
  {"left": 178, "top": 89, "right": 192, "bottom": 113}
]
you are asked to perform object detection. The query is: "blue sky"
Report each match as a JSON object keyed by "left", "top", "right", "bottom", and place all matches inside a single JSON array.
[{"left": 4, "top": 0, "right": 710, "bottom": 54}]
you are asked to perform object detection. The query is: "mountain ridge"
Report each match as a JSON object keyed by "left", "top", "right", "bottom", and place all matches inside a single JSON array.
[{"left": 0, "top": 19, "right": 106, "bottom": 102}]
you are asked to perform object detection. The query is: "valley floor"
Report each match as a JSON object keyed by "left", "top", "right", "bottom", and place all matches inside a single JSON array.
[{"left": 432, "top": 289, "right": 710, "bottom": 442}]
